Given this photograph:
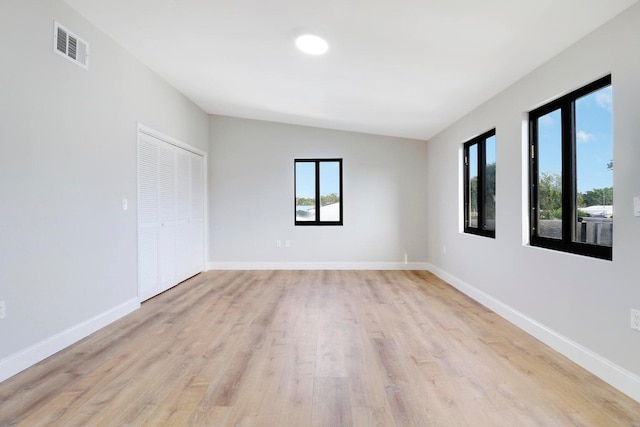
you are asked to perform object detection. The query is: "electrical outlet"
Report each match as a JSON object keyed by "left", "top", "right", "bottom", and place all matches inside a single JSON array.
[
  {"left": 0, "top": 301, "right": 5, "bottom": 319},
  {"left": 631, "top": 309, "right": 640, "bottom": 332},
  {"left": 276, "top": 240, "right": 282, "bottom": 248}
]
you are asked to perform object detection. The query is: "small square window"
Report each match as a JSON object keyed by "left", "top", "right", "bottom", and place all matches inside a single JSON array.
[
  {"left": 295, "top": 159, "right": 343, "bottom": 226},
  {"left": 463, "top": 129, "right": 496, "bottom": 238}
]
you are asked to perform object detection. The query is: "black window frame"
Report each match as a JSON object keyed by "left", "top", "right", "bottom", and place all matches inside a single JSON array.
[
  {"left": 294, "top": 158, "right": 343, "bottom": 226},
  {"left": 529, "top": 75, "right": 612, "bottom": 260},
  {"left": 463, "top": 129, "right": 496, "bottom": 238}
]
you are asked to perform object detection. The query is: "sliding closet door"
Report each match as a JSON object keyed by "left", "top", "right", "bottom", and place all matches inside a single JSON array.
[
  {"left": 188, "top": 155, "right": 205, "bottom": 274},
  {"left": 175, "top": 152, "right": 204, "bottom": 281},
  {"left": 137, "top": 127, "right": 205, "bottom": 301},
  {"left": 174, "top": 149, "right": 194, "bottom": 283},
  {"left": 137, "top": 134, "right": 159, "bottom": 297},
  {"left": 157, "top": 143, "right": 177, "bottom": 290}
]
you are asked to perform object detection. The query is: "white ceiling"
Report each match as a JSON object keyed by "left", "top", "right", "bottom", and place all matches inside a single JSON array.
[{"left": 65, "top": 0, "right": 637, "bottom": 140}]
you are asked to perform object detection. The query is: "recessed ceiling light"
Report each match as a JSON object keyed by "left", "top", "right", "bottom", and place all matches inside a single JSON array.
[{"left": 295, "top": 34, "right": 329, "bottom": 55}]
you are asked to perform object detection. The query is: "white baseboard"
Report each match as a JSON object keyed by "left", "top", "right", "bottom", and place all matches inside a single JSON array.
[
  {"left": 425, "top": 263, "right": 640, "bottom": 403},
  {"left": 0, "top": 298, "right": 139, "bottom": 383},
  {"left": 208, "top": 261, "right": 430, "bottom": 271}
]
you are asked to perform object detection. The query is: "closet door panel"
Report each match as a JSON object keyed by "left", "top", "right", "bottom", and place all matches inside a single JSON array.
[
  {"left": 175, "top": 221, "right": 192, "bottom": 283},
  {"left": 191, "top": 155, "right": 204, "bottom": 220},
  {"left": 189, "top": 154, "right": 205, "bottom": 274},
  {"left": 158, "top": 146, "right": 177, "bottom": 223},
  {"left": 138, "top": 136, "right": 159, "bottom": 225},
  {"left": 137, "top": 127, "right": 205, "bottom": 301},
  {"left": 176, "top": 150, "right": 191, "bottom": 221},
  {"left": 157, "top": 222, "right": 176, "bottom": 288},
  {"left": 138, "top": 227, "right": 158, "bottom": 299},
  {"left": 175, "top": 149, "right": 192, "bottom": 281},
  {"left": 137, "top": 136, "right": 159, "bottom": 296},
  {"left": 189, "top": 218, "right": 205, "bottom": 273}
]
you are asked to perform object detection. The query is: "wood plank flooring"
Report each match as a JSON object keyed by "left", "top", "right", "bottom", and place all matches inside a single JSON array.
[{"left": 1, "top": 270, "right": 639, "bottom": 426}]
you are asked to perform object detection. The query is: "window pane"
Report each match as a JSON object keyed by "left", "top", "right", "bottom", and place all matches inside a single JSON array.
[
  {"left": 295, "top": 162, "right": 316, "bottom": 222},
  {"left": 574, "top": 86, "right": 613, "bottom": 247},
  {"left": 529, "top": 76, "right": 611, "bottom": 259},
  {"left": 319, "top": 161, "right": 340, "bottom": 222},
  {"left": 537, "top": 109, "right": 562, "bottom": 239},
  {"left": 484, "top": 135, "right": 496, "bottom": 231},
  {"left": 468, "top": 144, "right": 478, "bottom": 228}
]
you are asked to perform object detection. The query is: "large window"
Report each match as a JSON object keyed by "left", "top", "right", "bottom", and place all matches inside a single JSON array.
[
  {"left": 463, "top": 129, "right": 496, "bottom": 238},
  {"left": 529, "top": 75, "right": 612, "bottom": 260},
  {"left": 295, "top": 159, "right": 343, "bottom": 226}
]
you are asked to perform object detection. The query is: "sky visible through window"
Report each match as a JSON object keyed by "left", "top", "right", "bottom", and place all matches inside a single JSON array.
[
  {"left": 538, "top": 86, "right": 613, "bottom": 193},
  {"left": 486, "top": 135, "right": 496, "bottom": 168},
  {"left": 296, "top": 161, "right": 340, "bottom": 199}
]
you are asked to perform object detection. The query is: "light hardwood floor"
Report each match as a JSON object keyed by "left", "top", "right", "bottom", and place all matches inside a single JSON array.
[{"left": 1, "top": 270, "right": 639, "bottom": 426}]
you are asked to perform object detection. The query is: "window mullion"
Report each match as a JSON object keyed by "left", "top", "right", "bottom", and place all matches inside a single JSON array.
[
  {"left": 561, "top": 103, "right": 574, "bottom": 245},
  {"left": 314, "top": 161, "right": 321, "bottom": 222},
  {"left": 478, "top": 140, "right": 486, "bottom": 230},
  {"left": 529, "top": 119, "right": 539, "bottom": 239},
  {"left": 463, "top": 146, "right": 470, "bottom": 229}
]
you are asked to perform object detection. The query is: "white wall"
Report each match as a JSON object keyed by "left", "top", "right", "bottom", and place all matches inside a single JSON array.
[
  {"left": 0, "top": 0, "right": 208, "bottom": 380},
  {"left": 426, "top": 4, "right": 640, "bottom": 399},
  {"left": 208, "top": 116, "right": 428, "bottom": 269}
]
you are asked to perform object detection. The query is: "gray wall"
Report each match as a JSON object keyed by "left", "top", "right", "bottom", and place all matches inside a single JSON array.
[
  {"left": 426, "top": 3, "right": 640, "bottom": 392},
  {"left": 208, "top": 116, "right": 428, "bottom": 267},
  {"left": 0, "top": 0, "right": 208, "bottom": 368}
]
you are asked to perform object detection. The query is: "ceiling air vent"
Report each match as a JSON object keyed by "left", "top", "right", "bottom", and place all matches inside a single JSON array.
[{"left": 54, "top": 21, "right": 89, "bottom": 69}]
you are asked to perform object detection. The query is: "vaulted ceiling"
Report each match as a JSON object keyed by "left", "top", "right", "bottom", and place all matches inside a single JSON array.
[{"left": 65, "top": 0, "right": 637, "bottom": 139}]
